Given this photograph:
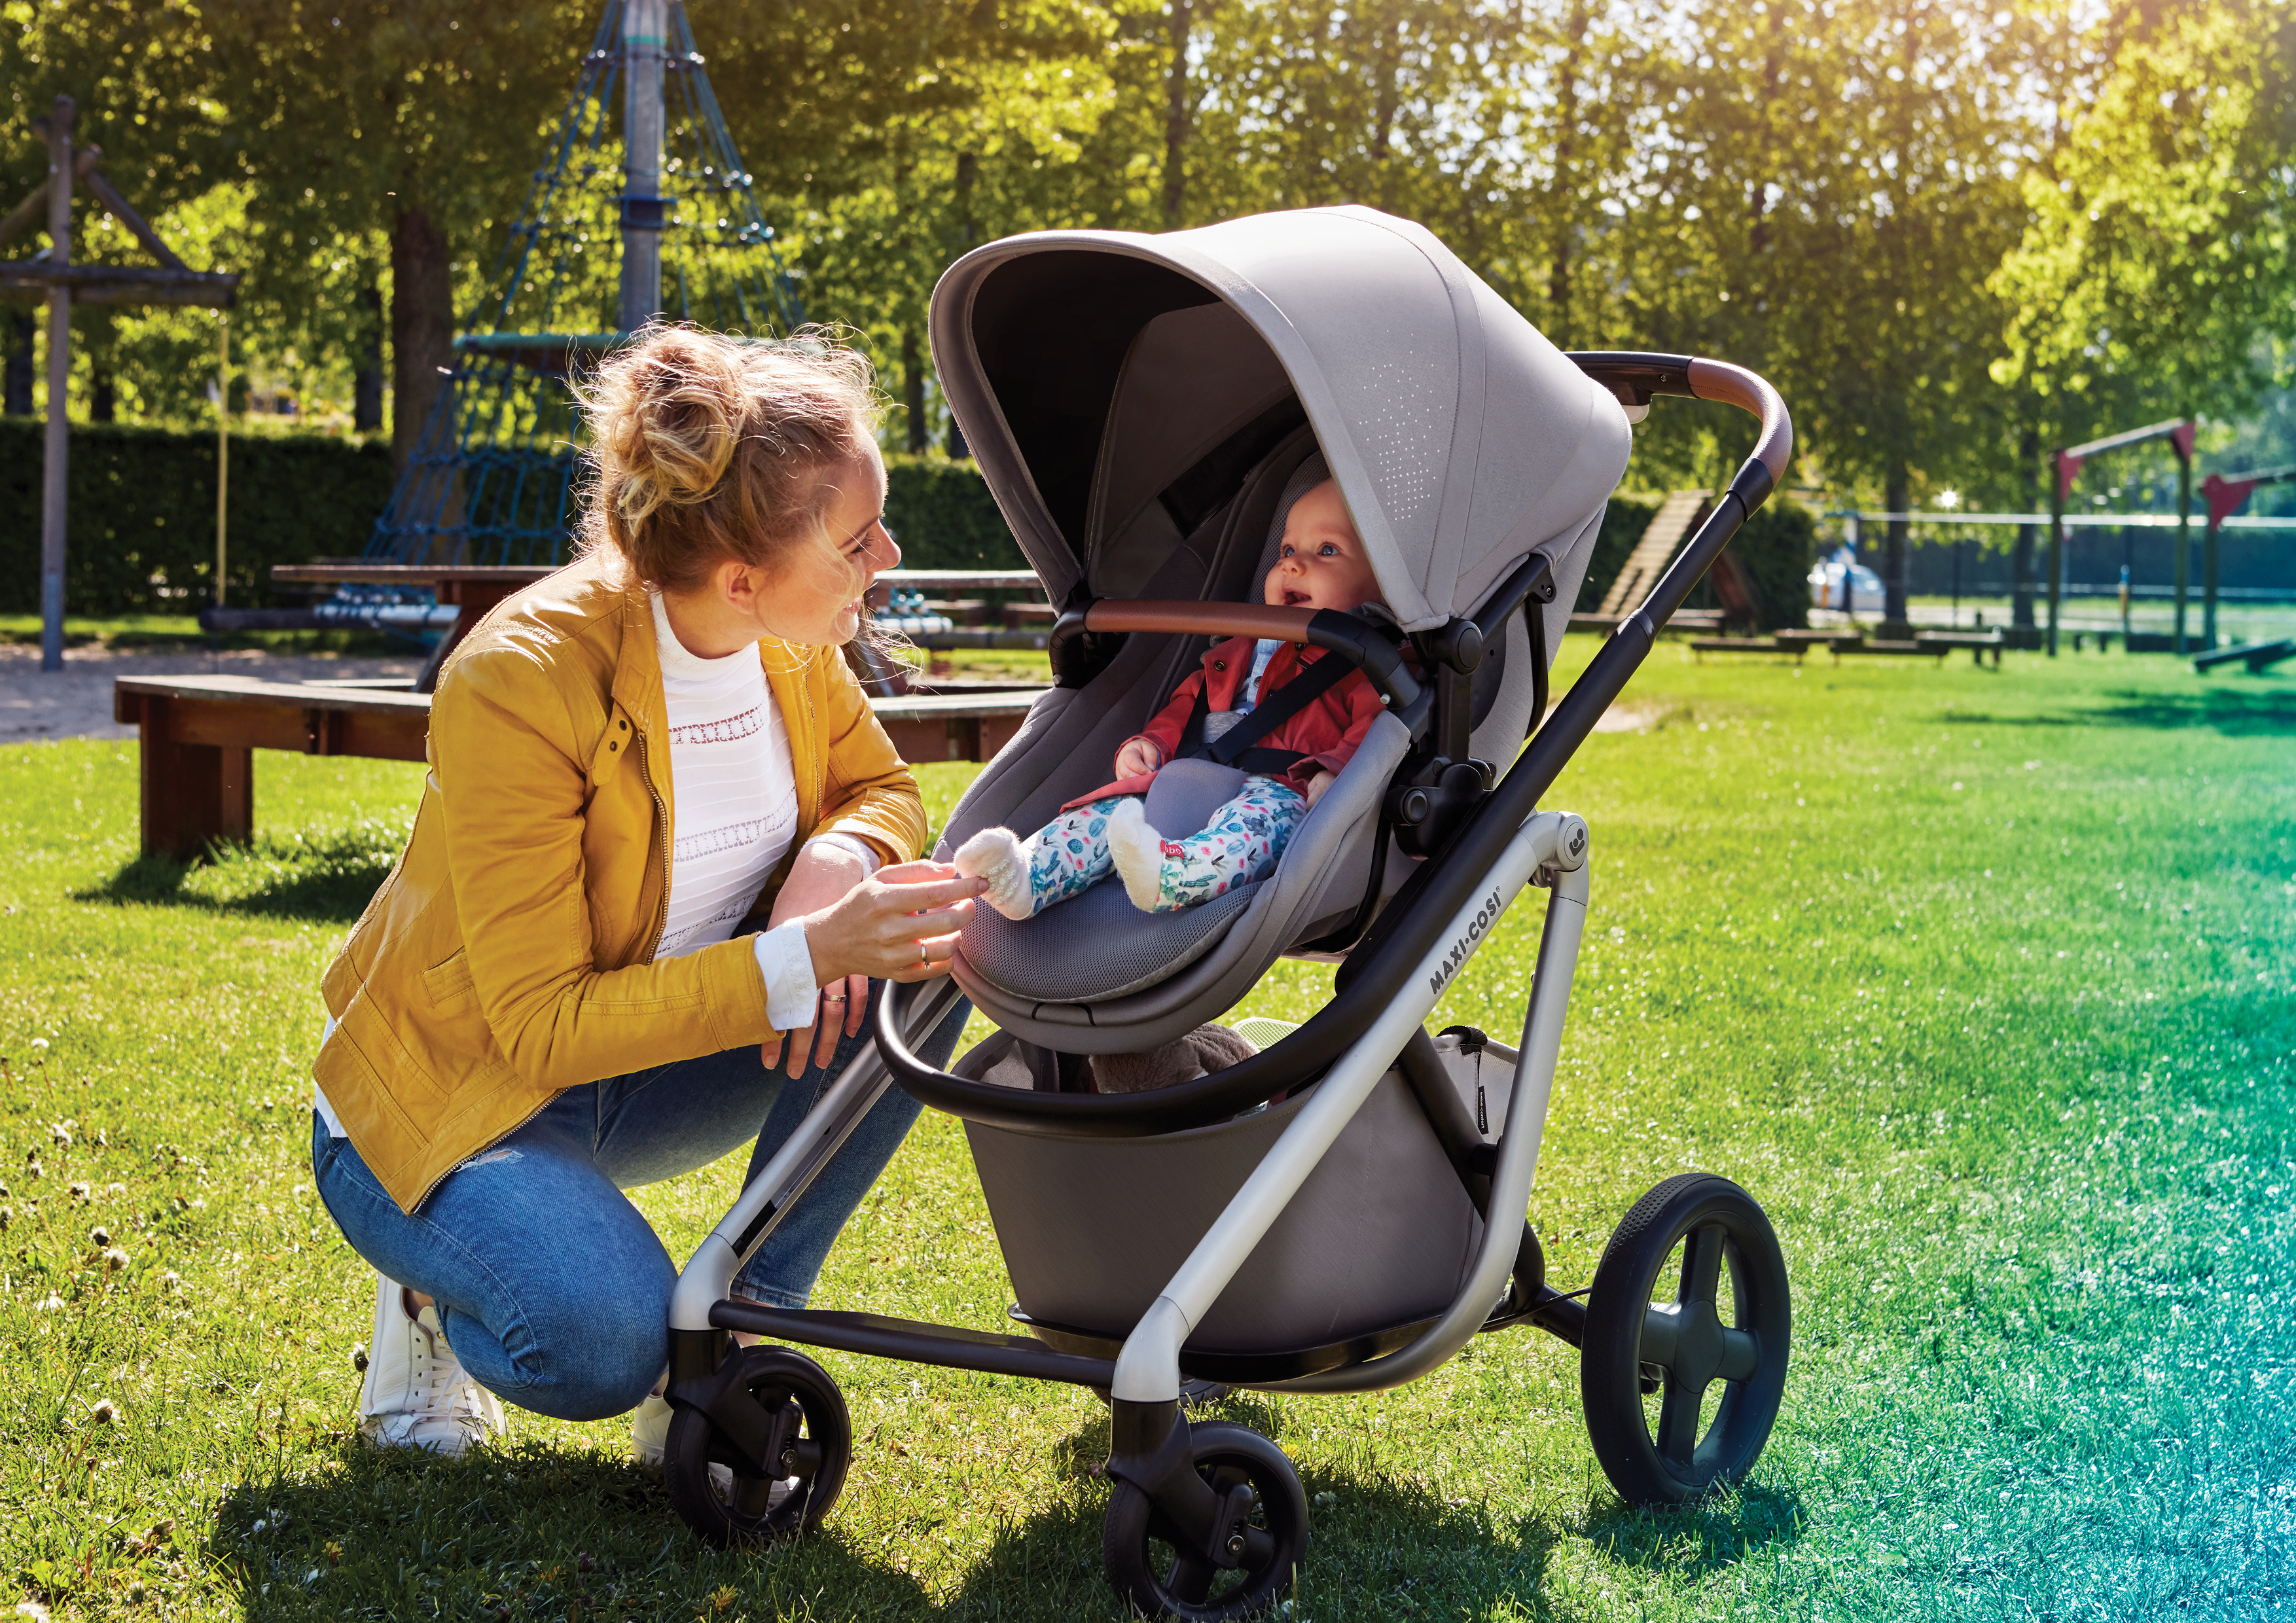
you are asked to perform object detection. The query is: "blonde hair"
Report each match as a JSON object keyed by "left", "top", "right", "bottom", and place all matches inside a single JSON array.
[{"left": 576, "top": 324, "right": 883, "bottom": 596}]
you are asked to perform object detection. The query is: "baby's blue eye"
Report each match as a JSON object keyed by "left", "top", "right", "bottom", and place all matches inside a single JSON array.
[{"left": 1318, "top": 543, "right": 1338, "bottom": 557}]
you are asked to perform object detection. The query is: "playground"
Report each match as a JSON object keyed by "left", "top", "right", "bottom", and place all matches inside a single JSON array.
[{"left": 3, "top": 639, "right": 2288, "bottom": 1621}]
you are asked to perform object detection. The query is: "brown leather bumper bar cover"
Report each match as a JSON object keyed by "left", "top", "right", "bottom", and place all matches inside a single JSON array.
[
  {"left": 1085, "top": 599, "right": 1319, "bottom": 641},
  {"left": 1687, "top": 358, "right": 1793, "bottom": 483}
]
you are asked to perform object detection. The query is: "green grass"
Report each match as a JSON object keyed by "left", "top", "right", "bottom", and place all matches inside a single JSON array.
[
  {"left": 0, "top": 615, "right": 410, "bottom": 659},
  {"left": 2, "top": 641, "right": 2291, "bottom": 1620}
]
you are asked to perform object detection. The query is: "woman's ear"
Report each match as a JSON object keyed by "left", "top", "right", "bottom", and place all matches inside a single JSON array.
[{"left": 716, "top": 556, "right": 763, "bottom": 619}]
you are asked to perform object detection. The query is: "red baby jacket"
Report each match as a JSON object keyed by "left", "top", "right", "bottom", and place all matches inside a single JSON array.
[{"left": 1062, "top": 633, "right": 1384, "bottom": 810}]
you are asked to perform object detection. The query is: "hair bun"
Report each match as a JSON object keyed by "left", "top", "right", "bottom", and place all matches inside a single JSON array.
[{"left": 576, "top": 323, "right": 882, "bottom": 596}]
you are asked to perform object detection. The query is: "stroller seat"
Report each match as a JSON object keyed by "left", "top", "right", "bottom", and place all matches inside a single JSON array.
[{"left": 929, "top": 207, "right": 1632, "bottom": 1052}]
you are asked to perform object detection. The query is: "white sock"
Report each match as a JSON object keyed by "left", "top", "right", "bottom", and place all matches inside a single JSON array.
[
  {"left": 954, "top": 826, "right": 1035, "bottom": 920},
  {"left": 1105, "top": 799, "right": 1167, "bottom": 912}
]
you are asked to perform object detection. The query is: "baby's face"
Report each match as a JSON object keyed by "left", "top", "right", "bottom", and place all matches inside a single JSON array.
[{"left": 1265, "top": 480, "right": 1379, "bottom": 614}]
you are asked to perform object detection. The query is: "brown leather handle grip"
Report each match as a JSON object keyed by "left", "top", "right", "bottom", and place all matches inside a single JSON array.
[
  {"left": 1083, "top": 599, "right": 1318, "bottom": 641},
  {"left": 1688, "top": 358, "right": 1793, "bottom": 482}
]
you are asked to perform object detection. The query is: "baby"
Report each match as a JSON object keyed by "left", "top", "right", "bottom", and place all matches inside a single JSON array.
[{"left": 956, "top": 478, "right": 1385, "bottom": 919}]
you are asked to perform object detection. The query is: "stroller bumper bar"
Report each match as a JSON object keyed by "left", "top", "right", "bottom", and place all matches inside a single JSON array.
[{"left": 1049, "top": 599, "right": 1422, "bottom": 713}]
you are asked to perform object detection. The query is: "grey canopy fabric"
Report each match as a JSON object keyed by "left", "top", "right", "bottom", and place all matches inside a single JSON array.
[{"left": 929, "top": 205, "right": 1633, "bottom": 632}]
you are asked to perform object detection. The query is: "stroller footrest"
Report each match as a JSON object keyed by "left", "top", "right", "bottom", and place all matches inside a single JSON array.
[{"left": 710, "top": 1300, "right": 1117, "bottom": 1389}]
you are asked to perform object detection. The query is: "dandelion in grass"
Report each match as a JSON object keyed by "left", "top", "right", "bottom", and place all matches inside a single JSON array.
[
  {"left": 34, "top": 1293, "right": 63, "bottom": 1311},
  {"left": 103, "top": 1247, "right": 130, "bottom": 1270},
  {"left": 90, "top": 1398, "right": 118, "bottom": 1424}
]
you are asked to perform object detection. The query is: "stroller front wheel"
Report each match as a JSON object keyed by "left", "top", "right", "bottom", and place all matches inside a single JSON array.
[
  {"left": 1579, "top": 1173, "right": 1791, "bottom": 1505},
  {"left": 664, "top": 1344, "right": 852, "bottom": 1545},
  {"left": 1102, "top": 1421, "right": 1308, "bottom": 1621}
]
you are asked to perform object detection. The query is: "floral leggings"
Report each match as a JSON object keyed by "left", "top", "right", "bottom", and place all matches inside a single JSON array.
[{"left": 1025, "top": 774, "right": 1308, "bottom": 915}]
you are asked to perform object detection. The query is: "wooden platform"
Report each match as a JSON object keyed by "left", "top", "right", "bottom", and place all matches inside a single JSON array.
[{"left": 115, "top": 673, "right": 1045, "bottom": 859}]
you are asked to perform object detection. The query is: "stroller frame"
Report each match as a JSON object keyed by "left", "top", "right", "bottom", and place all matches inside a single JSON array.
[{"left": 657, "top": 352, "right": 1793, "bottom": 1612}]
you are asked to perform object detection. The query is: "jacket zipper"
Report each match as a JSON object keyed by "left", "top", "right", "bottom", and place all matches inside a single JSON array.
[{"left": 636, "top": 720, "right": 672, "bottom": 963}]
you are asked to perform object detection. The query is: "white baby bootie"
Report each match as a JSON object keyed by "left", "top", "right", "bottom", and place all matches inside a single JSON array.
[
  {"left": 1106, "top": 799, "right": 1168, "bottom": 912},
  {"left": 953, "top": 827, "right": 1035, "bottom": 921}
]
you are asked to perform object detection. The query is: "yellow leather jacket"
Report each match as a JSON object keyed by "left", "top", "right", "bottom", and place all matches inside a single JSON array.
[{"left": 315, "top": 551, "right": 926, "bottom": 1213}]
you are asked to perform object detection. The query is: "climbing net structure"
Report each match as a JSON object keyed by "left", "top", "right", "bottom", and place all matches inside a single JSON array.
[{"left": 367, "top": 0, "right": 804, "bottom": 567}]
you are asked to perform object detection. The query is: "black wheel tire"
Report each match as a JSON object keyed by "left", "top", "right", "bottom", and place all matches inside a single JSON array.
[
  {"left": 1102, "top": 1421, "right": 1309, "bottom": 1621},
  {"left": 1580, "top": 1173, "right": 1790, "bottom": 1506},
  {"left": 664, "top": 1345, "right": 852, "bottom": 1546}
]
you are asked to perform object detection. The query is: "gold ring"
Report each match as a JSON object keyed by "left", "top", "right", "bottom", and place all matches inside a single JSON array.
[
  {"left": 822, "top": 992, "right": 846, "bottom": 1003},
  {"left": 920, "top": 941, "right": 930, "bottom": 966}
]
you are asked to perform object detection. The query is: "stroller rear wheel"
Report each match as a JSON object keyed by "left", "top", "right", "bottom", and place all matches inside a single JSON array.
[
  {"left": 1580, "top": 1173, "right": 1790, "bottom": 1505},
  {"left": 1102, "top": 1421, "right": 1308, "bottom": 1621},
  {"left": 664, "top": 1345, "right": 852, "bottom": 1545}
]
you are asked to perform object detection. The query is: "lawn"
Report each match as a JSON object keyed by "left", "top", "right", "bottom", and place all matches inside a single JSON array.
[{"left": 2, "top": 639, "right": 2290, "bottom": 1621}]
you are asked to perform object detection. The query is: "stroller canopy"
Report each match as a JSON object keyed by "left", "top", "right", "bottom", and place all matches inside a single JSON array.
[{"left": 929, "top": 205, "right": 1631, "bottom": 633}]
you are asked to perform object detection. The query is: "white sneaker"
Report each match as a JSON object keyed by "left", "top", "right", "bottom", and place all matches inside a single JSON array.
[
  {"left": 1105, "top": 799, "right": 1168, "bottom": 911},
  {"left": 630, "top": 1391, "right": 675, "bottom": 1469},
  {"left": 357, "top": 1272, "right": 505, "bottom": 1456}
]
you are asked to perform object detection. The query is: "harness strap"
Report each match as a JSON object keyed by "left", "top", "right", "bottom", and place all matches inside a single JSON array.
[{"left": 1174, "top": 644, "right": 1354, "bottom": 774}]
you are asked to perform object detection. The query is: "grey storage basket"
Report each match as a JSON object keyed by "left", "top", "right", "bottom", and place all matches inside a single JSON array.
[{"left": 954, "top": 1027, "right": 1511, "bottom": 1363}]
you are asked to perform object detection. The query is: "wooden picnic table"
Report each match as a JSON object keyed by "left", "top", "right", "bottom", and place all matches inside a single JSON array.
[
  {"left": 115, "top": 671, "right": 1045, "bottom": 859},
  {"left": 268, "top": 564, "right": 1053, "bottom": 688}
]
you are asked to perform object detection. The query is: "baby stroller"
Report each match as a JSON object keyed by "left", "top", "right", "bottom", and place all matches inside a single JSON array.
[{"left": 659, "top": 206, "right": 1797, "bottom": 1618}]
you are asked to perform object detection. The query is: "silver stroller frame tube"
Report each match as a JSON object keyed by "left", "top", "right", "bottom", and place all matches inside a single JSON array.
[
  {"left": 1111, "top": 808, "right": 1587, "bottom": 1403},
  {"left": 667, "top": 978, "right": 965, "bottom": 1334}
]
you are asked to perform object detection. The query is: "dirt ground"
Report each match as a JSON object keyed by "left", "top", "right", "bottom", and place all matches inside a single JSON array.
[{"left": 0, "top": 643, "right": 423, "bottom": 745}]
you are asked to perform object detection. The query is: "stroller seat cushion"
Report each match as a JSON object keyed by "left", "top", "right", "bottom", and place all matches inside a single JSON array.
[{"left": 960, "top": 872, "right": 1265, "bottom": 1005}]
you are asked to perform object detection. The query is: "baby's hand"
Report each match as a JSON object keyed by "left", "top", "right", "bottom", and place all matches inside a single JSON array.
[
  {"left": 1302, "top": 768, "right": 1337, "bottom": 811},
  {"left": 1114, "top": 738, "right": 1164, "bottom": 779}
]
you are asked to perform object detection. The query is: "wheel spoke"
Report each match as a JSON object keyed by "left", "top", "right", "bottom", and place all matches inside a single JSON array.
[
  {"left": 1718, "top": 1327, "right": 1761, "bottom": 1383},
  {"left": 1655, "top": 1371, "right": 1708, "bottom": 1467},
  {"left": 1242, "top": 1525, "right": 1276, "bottom": 1568},
  {"left": 1680, "top": 1222, "right": 1725, "bottom": 1308},
  {"left": 1168, "top": 1553, "right": 1217, "bottom": 1604}
]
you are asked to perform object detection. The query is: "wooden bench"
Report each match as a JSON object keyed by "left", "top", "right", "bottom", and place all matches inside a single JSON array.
[
  {"left": 1689, "top": 637, "right": 1805, "bottom": 663},
  {"left": 115, "top": 673, "right": 1045, "bottom": 859},
  {"left": 2195, "top": 637, "right": 2296, "bottom": 675},
  {"left": 1915, "top": 631, "right": 2006, "bottom": 668},
  {"left": 1570, "top": 609, "right": 1727, "bottom": 637},
  {"left": 1830, "top": 638, "right": 1947, "bottom": 664}
]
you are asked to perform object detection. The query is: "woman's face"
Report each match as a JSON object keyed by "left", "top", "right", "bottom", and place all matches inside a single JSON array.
[{"left": 753, "top": 446, "right": 898, "bottom": 647}]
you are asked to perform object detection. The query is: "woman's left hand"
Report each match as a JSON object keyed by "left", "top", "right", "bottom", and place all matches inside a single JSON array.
[{"left": 762, "top": 841, "right": 875, "bottom": 1078}]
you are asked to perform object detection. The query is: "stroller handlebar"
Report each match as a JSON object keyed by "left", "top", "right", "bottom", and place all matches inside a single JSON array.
[{"left": 1060, "top": 600, "right": 1423, "bottom": 711}]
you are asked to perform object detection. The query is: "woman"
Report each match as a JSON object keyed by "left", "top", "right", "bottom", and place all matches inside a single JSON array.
[{"left": 308, "top": 327, "right": 982, "bottom": 1459}]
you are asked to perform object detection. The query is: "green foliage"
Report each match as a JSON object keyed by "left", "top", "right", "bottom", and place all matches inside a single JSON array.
[
  {"left": 1, "top": 650, "right": 2291, "bottom": 1617},
  {"left": 0, "top": 419, "right": 393, "bottom": 614},
  {"left": 1573, "top": 493, "right": 1660, "bottom": 614},
  {"left": 882, "top": 454, "right": 1025, "bottom": 571},
  {"left": 1990, "top": 0, "right": 2296, "bottom": 431},
  {"left": 1731, "top": 497, "right": 1817, "bottom": 632}
]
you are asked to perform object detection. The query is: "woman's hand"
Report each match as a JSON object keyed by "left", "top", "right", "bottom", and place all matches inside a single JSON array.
[
  {"left": 761, "top": 857, "right": 983, "bottom": 1079},
  {"left": 1113, "top": 736, "right": 1164, "bottom": 780},
  {"left": 762, "top": 841, "right": 871, "bottom": 1076}
]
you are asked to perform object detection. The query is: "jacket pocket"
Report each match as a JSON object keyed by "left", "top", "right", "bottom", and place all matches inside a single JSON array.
[{"left": 420, "top": 949, "right": 476, "bottom": 1013}]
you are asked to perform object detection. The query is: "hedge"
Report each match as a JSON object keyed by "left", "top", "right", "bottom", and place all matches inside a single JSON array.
[
  {"left": 0, "top": 424, "right": 1022, "bottom": 614},
  {"left": 0, "top": 418, "right": 1812, "bottom": 626},
  {"left": 1574, "top": 490, "right": 1812, "bottom": 632},
  {"left": 0, "top": 418, "right": 395, "bottom": 613}
]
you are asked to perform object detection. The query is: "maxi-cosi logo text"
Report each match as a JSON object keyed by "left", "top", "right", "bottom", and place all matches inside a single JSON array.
[{"left": 1429, "top": 889, "right": 1505, "bottom": 996}]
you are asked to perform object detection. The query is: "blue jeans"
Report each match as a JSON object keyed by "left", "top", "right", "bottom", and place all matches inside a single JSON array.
[{"left": 311, "top": 986, "right": 967, "bottom": 1423}]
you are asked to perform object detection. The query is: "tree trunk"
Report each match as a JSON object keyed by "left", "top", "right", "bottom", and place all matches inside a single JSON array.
[
  {"left": 903, "top": 329, "right": 928, "bottom": 454},
  {"left": 1545, "top": 1, "right": 1589, "bottom": 345},
  {"left": 91, "top": 365, "right": 115, "bottom": 423},
  {"left": 354, "top": 282, "right": 385, "bottom": 434},
  {"left": 1882, "top": 459, "right": 1910, "bottom": 633},
  {"left": 390, "top": 205, "right": 455, "bottom": 474},
  {"left": 2012, "top": 421, "right": 2038, "bottom": 627},
  {"left": 947, "top": 156, "right": 977, "bottom": 459},
  {"left": 5, "top": 312, "right": 35, "bottom": 415},
  {"left": 1162, "top": 0, "right": 1191, "bottom": 229}
]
